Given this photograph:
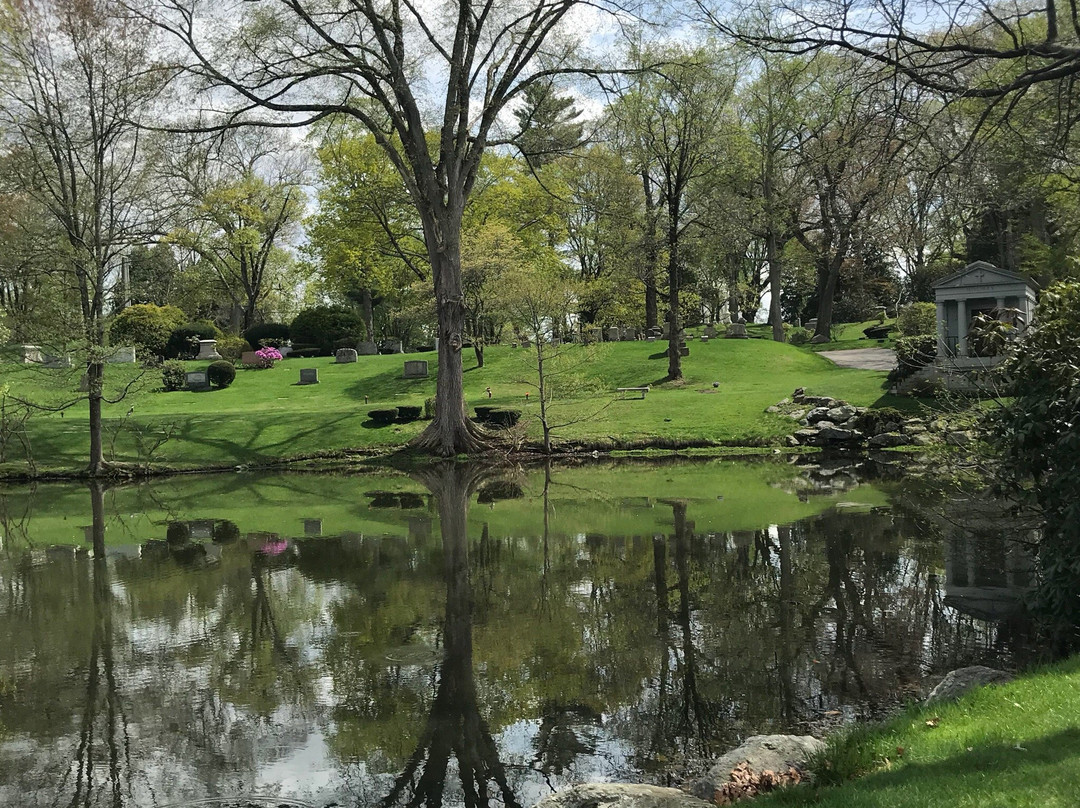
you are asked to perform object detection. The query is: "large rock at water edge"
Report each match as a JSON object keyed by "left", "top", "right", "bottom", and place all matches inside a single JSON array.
[
  {"left": 535, "top": 783, "right": 712, "bottom": 808},
  {"left": 925, "top": 666, "right": 1013, "bottom": 705},
  {"left": 689, "top": 735, "right": 825, "bottom": 800}
]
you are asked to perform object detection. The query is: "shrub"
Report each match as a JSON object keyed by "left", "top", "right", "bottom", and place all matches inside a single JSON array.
[
  {"left": 486, "top": 407, "right": 521, "bottom": 428},
  {"left": 969, "top": 313, "right": 1014, "bottom": 357},
  {"left": 216, "top": 336, "right": 252, "bottom": 363},
  {"left": 854, "top": 407, "right": 907, "bottom": 434},
  {"left": 286, "top": 347, "right": 322, "bottom": 358},
  {"left": 333, "top": 336, "right": 360, "bottom": 351},
  {"left": 368, "top": 408, "right": 399, "bottom": 424},
  {"left": 891, "top": 334, "right": 937, "bottom": 383},
  {"left": 397, "top": 405, "right": 422, "bottom": 421},
  {"left": 788, "top": 327, "right": 812, "bottom": 346},
  {"left": 248, "top": 346, "right": 283, "bottom": 368},
  {"left": 166, "top": 321, "right": 220, "bottom": 359},
  {"left": 161, "top": 360, "right": 187, "bottom": 392},
  {"left": 424, "top": 397, "right": 436, "bottom": 419},
  {"left": 207, "top": 360, "right": 236, "bottom": 388},
  {"left": 243, "top": 322, "right": 291, "bottom": 349},
  {"left": 290, "top": 306, "right": 366, "bottom": 355},
  {"left": 109, "top": 303, "right": 187, "bottom": 358},
  {"left": 896, "top": 302, "right": 936, "bottom": 337}
]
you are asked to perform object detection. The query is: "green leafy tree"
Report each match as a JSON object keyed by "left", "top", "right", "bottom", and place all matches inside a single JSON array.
[
  {"left": 988, "top": 281, "right": 1080, "bottom": 653},
  {"left": 513, "top": 82, "right": 585, "bottom": 168},
  {"left": 108, "top": 304, "right": 187, "bottom": 358}
]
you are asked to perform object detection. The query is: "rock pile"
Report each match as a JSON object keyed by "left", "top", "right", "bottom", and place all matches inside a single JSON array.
[{"left": 768, "top": 388, "right": 972, "bottom": 449}]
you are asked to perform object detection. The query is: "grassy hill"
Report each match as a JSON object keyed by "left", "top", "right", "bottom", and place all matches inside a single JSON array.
[{"left": 0, "top": 336, "right": 913, "bottom": 473}]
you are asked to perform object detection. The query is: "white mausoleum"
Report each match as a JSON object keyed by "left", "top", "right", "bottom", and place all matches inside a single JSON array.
[{"left": 933, "top": 261, "right": 1037, "bottom": 357}]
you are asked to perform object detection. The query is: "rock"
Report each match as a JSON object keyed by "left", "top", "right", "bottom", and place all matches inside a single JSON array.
[
  {"left": 925, "top": 666, "right": 1013, "bottom": 705},
  {"left": 794, "top": 429, "right": 820, "bottom": 444},
  {"left": 930, "top": 418, "right": 949, "bottom": 432},
  {"left": 536, "top": 783, "right": 712, "bottom": 808},
  {"left": 792, "top": 387, "right": 805, "bottom": 398},
  {"left": 816, "top": 426, "right": 858, "bottom": 442},
  {"left": 788, "top": 409, "right": 807, "bottom": 422},
  {"left": 946, "top": 430, "right": 972, "bottom": 446},
  {"left": 826, "top": 404, "right": 858, "bottom": 423},
  {"left": 806, "top": 407, "right": 832, "bottom": 424},
  {"left": 903, "top": 423, "right": 927, "bottom": 435},
  {"left": 883, "top": 421, "right": 901, "bottom": 433},
  {"left": 785, "top": 435, "right": 802, "bottom": 447},
  {"left": 810, "top": 334, "right": 830, "bottom": 344},
  {"left": 766, "top": 405, "right": 781, "bottom": 413},
  {"left": 868, "top": 432, "right": 909, "bottom": 448},
  {"left": 912, "top": 433, "right": 936, "bottom": 446},
  {"left": 689, "top": 735, "right": 826, "bottom": 800}
]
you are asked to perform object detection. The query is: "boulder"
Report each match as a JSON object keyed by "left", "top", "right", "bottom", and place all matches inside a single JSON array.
[
  {"left": 806, "top": 407, "right": 832, "bottom": 424},
  {"left": 912, "top": 433, "right": 936, "bottom": 446},
  {"left": 809, "top": 334, "right": 830, "bottom": 344},
  {"left": 766, "top": 405, "right": 781, "bottom": 413},
  {"left": 794, "top": 429, "right": 821, "bottom": 445},
  {"left": 536, "top": 784, "right": 712, "bottom": 808},
  {"left": 689, "top": 735, "right": 826, "bottom": 800},
  {"left": 788, "top": 409, "right": 807, "bottom": 422},
  {"left": 868, "top": 432, "right": 910, "bottom": 448},
  {"left": 816, "top": 426, "right": 858, "bottom": 442},
  {"left": 785, "top": 435, "right": 802, "bottom": 447},
  {"left": 925, "top": 666, "right": 1013, "bottom": 705},
  {"left": 946, "top": 430, "right": 973, "bottom": 446},
  {"left": 903, "top": 423, "right": 928, "bottom": 435},
  {"left": 826, "top": 404, "right": 858, "bottom": 423}
]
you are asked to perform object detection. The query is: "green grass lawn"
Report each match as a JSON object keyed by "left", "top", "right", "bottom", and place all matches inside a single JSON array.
[
  {"left": 761, "top": 656, "right": 1080, "bottom": 808},
  {"left": 0, "top": 337, "right": 916, "bottom": 473},
  {"left": 804, "top": 318, "right": 898, "bottom": 351}
]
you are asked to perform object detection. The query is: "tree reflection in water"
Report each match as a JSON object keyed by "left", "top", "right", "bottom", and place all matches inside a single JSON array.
[{"left": 381, "top": 463, "right": 520, "bottom": 808}]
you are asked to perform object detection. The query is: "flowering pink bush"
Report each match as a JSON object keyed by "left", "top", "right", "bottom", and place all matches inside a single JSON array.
[{"left": 252, "top": 346, "right": 282, "bottom": 369}]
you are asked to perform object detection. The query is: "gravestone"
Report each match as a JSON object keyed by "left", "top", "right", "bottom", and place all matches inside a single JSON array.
[
  {"left": 403, "top": 359, "right": 429, "bottom": 379},
  {"left": 357, "top": 341, "right": 379, "bottom": 356},
  {"left": 380, "top": 339, "right": 403, "bottom": 354},
  {"left": 196, "top": 339, "right": 221, "bottom": 360},
  {"left": 704, "top": 324, "right": 718, "bottom": 338},
  {"left": 646, "top": 336, "right": 656, "bottom": 342},
  {"left": 620, "top": 326, "right": 632, "bottom": 341},
  {"left": 606, "top": 326, "right": 620, "bottom": 342},
  {"left": 186, "top": 370, "right": 210, "bottom": 391},
  {"left": 299, "top": 368, "right": 319, "bottom": 385},
  {"left": 278, "top": 345, "right": 293, "bottom": 357},
  {"left": 13, "top": 344, "right": 44, "bottom": 364},
  {"left": 551, "top": 338, "right": 562, "bottom": 347},
  {"left": 686, "top": 334, "right": 695, "bottom": 341},
  {"left": 43, "top": 354, "right": 72, "bottom": 368},
  {"left": 241, "top": 350, "right": 260, "bottom": 366},
  {"left": 335, "top": 348, "right": 358, "bottom": 364},
  {"left": 304, "top": 519, "right": 323, "bottom": 536},
  {"left": 679, "top": 345, "right": 690, "bottom": 357},
  {"left": 725, "top": 322, "right": 748, "bottom": 339},
  {"left": 805, "top": 318, "right": 818, "bottom": 332},
  {"left": 107, "top": 346, "right": 136, "bottom": 363},
  {"left": 701, "top": 335, "right": 710, "bottom": 343},
  {"left": 661, "top": 323, "right": 670, "bottom": 338}
]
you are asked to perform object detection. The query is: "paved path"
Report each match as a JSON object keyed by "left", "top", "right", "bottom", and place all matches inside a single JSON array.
[{"left": 818, "top": 348, "right": 897, "bottom": 371}]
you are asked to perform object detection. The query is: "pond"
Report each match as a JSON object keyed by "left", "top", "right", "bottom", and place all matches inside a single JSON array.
[{"left": 0, "top": 456, "right": 1035, "bottom": 808}]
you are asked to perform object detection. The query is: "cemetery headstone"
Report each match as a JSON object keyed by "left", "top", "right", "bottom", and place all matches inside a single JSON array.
[
  {"left": 186, "top": 370, "right": 210, "bottom": 391},
  {"left": 335, "top": 348, "right": 358, "bottom": 364},
  {"left": 704, "top": 324, "right": 718, "bottom": 338},
  {"left": 679, "top": 345, "right": 690, "bottom": 357},
  {"left": 278, "top": 345, "right": 293, "bottom": 357},
  {"left": 299, "top": 368, "right": 319, "bottom": 385},
  {"left": 620, "top": 326, "right": 632, "bottom": 341},
  {"left": 43, "top": 354, "right": 72, "bottom": 368},
  {"left": 805, "top": 318, "right": 818, "bottom": 332},
  {"left": 13, "top": 344, "right": 44, "bottom": 364},
  {"left": 196, "top": 339, "right": 221, "bottom": 360},
  {"left": 107, "top": 346, "right": 137, "bottom": 363},
  {"left": 606, "top": 326, "right": 620, "bottom": 342},
  {"left": 357, "top": 341, "right": 379, "bottom": 355},
  {"left": 646, "top": 336, "right": 656, "bottom": 342},
  {"left": 725, "top": 322, "right": 748, "bottom": 339},
  {"left": 241, "top": 350, "right": 260, "bottom": 366},
  {"left": 379, "top": 339, "right": 403, "bottom": 354},
  {"left": 701, "top": 335, "right": 710, "bottom": 343},
  {"left": 304, "top": 519, "right": 323, "bottom": 536},
  {"left": 403, "top": 359, "right": 429, "bottom": 379}
]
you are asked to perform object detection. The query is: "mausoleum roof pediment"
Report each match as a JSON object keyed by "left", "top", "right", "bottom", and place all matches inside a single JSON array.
[{"left": 933, "top": 261, "right": 1036, "bottom": 291}]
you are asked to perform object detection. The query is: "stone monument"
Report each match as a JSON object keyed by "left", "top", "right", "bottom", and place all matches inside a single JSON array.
[
  {"left": 335, "top": 348, "right": 358, "bottom": 364},
  {"left": 186, "top": 370, "right": 210, "bottom": 391},
  {"left": 403, "top": 360, "right": 429, "bottom": 379},
  {"left": 357, "top": 341, "right": 378, "bottom": 356},
  {"left": 196, "top": 339, "right": 221, "bottom": 360},
  {"left": 299, "top": 368, "right": 319, "bottom": 384}
]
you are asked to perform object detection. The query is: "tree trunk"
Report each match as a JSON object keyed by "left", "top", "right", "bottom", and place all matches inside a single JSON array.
[
  {"left": 767, "top": 228, "right": 784, "bottom": 341},
  {"left": 411, "top": 212, "right": 490, "bottom": 456},
  {"left": 361, "top": 287, "right": 375, "bottom": 342},
  {"left": 87, "top": 359, "right": 105, "bottom": 476},
  {"left": 666, "top": 208, "right": 682, "bottom": 382},
  {"left": 814, "top": 254, "right": 843, "bottom": 340},
  {"left": 642, "top": 170, "right": 660, "bottom": 330},
  {"left": 474, "top": 340, "right": 484, "bottom": 368}
]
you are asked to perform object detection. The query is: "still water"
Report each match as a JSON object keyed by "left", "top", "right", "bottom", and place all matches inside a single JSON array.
[{"left": 0, "top": 457, "right": 1033, "bottom": 808}]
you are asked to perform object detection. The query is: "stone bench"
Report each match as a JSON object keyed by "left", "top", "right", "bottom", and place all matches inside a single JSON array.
[{"left": 616, "top": 386, "right": 650, "bottom": 399}]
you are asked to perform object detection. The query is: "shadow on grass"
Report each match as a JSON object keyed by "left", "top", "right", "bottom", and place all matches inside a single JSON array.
[{"left": 342, "top": 363, "right": 438, "bottom": 402}]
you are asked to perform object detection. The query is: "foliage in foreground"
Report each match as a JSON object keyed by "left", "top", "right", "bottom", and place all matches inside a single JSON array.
[{"left": 987, "top": 281, "right": 1080, "bottom": 653}]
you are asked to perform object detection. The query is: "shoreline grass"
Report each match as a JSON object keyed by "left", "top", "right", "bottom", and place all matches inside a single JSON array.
[{"left": 760, "top": 656, "right": 1080, "bottom": 808}]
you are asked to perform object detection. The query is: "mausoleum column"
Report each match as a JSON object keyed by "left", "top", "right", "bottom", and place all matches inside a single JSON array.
[
  {"left": 936, "top": 301, "right": 947, "bottom": 357},
  {"left": 956, "top": 298, "right": 969, "bottom": 356}
]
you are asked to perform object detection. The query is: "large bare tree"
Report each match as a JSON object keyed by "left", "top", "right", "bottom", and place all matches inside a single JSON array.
[
  {"left": 0, "top": 0, "right": 165, "bottom": 475},
  {"left": 147, "top": 0, "right": 635, "bottom": 455}
]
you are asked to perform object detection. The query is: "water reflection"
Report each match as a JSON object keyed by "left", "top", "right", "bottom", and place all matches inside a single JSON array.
[{"left": 0, "top": 458, "right": 1037, "bottom": 807}]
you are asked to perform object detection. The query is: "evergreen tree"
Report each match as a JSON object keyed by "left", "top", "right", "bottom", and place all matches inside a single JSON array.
[{"left": 514, "top": 83, "right": 585, "bottom": 167}]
